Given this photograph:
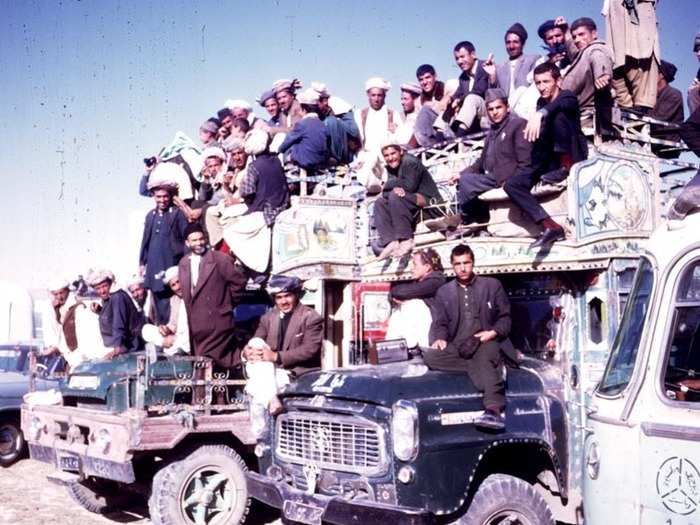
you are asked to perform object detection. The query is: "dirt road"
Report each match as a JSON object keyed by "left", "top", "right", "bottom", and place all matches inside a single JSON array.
[{"left": 0, "top": 459, "right": 279, "bottom": 525}]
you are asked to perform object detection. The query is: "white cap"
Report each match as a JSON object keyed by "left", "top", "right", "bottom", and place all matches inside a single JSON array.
[
  {"left": 201, "top": 146, "right": 226, "bottom": 161},
  {"left": 365, "top": 77, "right": 391, "bottom": 92},
  {"left": 48, "top": 278, "right": 70, "bottom": 292},
  {"left": 162, "top": 266, "right": 179, "bottom": 285},
  {"left": 297, "top": 88, "right": 321, "bottom": 105},
  {"left": 224, "top": 99, "right": 253, "bottom": 111}
]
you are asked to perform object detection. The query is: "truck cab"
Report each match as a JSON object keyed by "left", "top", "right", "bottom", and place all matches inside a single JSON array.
[
  {"left": 583, "top": 213, "right": 700, "bottom": 524},
  {"left": 21, "top": 287, "right": 272, "bottom": 525}
]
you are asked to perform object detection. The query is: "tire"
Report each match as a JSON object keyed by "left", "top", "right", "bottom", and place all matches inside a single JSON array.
[
  {"left": 67, "top": 477, "right": 133, "bottom": 514},
  {"left": 0, "top": 417, "right": 25, "bottom": 467},
  {"left": 148, "top": 444, "right": 250, "bottom": 525},
  {"left": 457, "top": 474, "right": 554, "bottom": 525}
]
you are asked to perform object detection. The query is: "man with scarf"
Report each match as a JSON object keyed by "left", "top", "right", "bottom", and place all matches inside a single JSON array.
[{"left": 426, "top": 88, "right": 533, "bottom": 233}]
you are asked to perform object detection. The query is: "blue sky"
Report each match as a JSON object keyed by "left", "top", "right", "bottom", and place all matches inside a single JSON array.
[{"left": 1, "top": 0, "right": 698, "bottom": 290}]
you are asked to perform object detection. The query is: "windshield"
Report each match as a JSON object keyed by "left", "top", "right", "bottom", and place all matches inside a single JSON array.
[
  {"left": 0, "top": 347, "right": 28, "bottom": 373},
  {"left": 598, "top": 257, "right": 655, "bottom": 396}
]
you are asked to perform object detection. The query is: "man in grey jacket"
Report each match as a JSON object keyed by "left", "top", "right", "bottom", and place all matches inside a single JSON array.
[
  {"left": 426, "top": 88, "right": 533, "bottom": 232},
  {"left": 486, "top": 23, "right": 540, "bottom": 98}
]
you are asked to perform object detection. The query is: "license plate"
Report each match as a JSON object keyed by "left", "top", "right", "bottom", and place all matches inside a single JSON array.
[
  {"left": 58, "top": 453, "right": 81, "bottom": 472},
  {"left": 283, "top": 500, "right": 324, "bottom": 525}
]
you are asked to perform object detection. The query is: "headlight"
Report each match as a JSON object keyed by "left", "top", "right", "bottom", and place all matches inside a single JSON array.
[
  {"left": 29, "top": 416, "right": 45, "bottom": 441},
  {"left": 93, "top": 428, "right": 111, "bottom": 454},
  {"left": 392, "top": 400, "right": 419, "bottom": 462},
  {"left": 68, "top": 375, "right": 100, "bottom": 390}
]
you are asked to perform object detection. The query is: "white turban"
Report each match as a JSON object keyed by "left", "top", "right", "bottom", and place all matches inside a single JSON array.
[
  {"left": 201, "top": 146, "right": 227, "bottom": 161},
  {"left": 224, "top": 99, "right": 253, "bottom": 112},
  {"left": 125, "top": 273, "right": 144, "bottom": 288},
  {"left": 297, "top": 88, "right": 320, "bottom": 105},
  {"left": 222, "top": 136, "right": 245, "bottom": 153},
  {"left": 48, "top": 278, "right": 70, "bottom": 292},
  {"left": 365, "top": 77, "right": 391, "bottom": 92},
  {"left": 400, "top": 82, "right": 422, "bottom": 96},
  {"left": 328, "top": 95, "right": 353, "bottom": 115},
  {"left": 162, "top": 266, "right": 179, "bottom": 285},
  {"left": 244, "top": 128, "right": 270, "bottom": 156},
  {"left": 146, "top": 162, "right": 183, "bottom": 192},
  {"left": 86, "top": 269, "right": 115, "bottom": 287},
  {"left": 311, "top": 81, "right": 330, "bottom": 97},
  {"left": 380, "top": 134, "right": 405, "bottom": 151}
]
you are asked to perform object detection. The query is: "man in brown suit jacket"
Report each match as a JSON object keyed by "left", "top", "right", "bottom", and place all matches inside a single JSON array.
[
  {"left": 178, "top": 223, "right": 247, "bottom": 370},
  {"left": 243, "top": 275, "right": 323, "bottom": 377}
]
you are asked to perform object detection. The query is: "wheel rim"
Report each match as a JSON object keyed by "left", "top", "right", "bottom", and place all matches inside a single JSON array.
[
  {"left": 0, "top": 424, "right": 19, "bottom": 457},
  {"left": 179, "top": 465, "right": 237, "bottom": 525},
  {"left": 484, "top": 510, "right": 533, "bottom": 525}
]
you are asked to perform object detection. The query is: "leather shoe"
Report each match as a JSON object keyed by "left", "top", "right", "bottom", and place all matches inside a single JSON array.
[
  {"left": 474, "top": 410, "right": 505, "bottom": 431},
  {"left": 529, "top": 227, "right": 565, "bottom": 250}
]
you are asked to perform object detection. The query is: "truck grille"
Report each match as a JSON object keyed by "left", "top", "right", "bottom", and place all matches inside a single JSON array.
[{"left": 275, "top": 412, "right": 387, "bottom": 476}]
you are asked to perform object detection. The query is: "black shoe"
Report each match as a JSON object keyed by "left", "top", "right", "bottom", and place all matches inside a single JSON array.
[
  {"left": 474, "top": 410, "right": 505, "bottom": 431},
  {"left": 529, "top": 227, "right": 565, "bottom": 250}
]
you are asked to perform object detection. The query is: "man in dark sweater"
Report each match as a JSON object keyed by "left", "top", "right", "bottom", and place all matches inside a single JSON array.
[
  {"left": 504, "top": 62, "right": 587, "bottom": 250},
  {"left": 427, "top": 88, "right": 533, "bottom": 232},
  {"left": 650, "top": 60, "right": 684, "bottom": 158},
  {"left": 374, "top": 142, "right": 443, "bottom": 260},
  {"left": 88, "top": 270, "right": 144, "bottom": 359},
  {"left": 278, "top": 88, "right": 330, "bottom": 172},
  {"left": 423, "top": 244, "right": 516, "bottom": 430}
]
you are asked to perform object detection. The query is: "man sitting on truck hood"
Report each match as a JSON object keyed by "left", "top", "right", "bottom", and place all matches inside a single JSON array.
[
  {"left": 423, "top": 244, "right": 517, "bottom": 430},
  {"left": 242, "top": 275, "right": 323, "bottom": 412}
]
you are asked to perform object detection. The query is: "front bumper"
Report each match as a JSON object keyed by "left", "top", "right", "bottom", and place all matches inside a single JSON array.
[
  {"left": 246, "top": 471, "right": 433, "bottom": 525},
  {"left": 30, "top": 443, "right": 135, "bottom": 483}
]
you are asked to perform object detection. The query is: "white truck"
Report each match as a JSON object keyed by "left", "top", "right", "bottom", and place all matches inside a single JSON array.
[{"left": 583, "top": 211, "right": 700, "bottom": 524}]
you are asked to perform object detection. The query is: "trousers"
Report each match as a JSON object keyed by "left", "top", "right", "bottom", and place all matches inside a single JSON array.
[
  {"left": 373, "top": 192, "right": 419, "bottom": 245},
  {"left": 422, "top": 340, "right": 505, "bottom": 410},
  {"left": 457, "top": 171, "right": 499, "bottom": 223}
]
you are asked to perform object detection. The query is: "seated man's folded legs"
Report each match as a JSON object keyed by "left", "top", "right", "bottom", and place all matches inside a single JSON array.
[
  {"left": 504, "top": 171, "right": 565, "bottom": 249},
  {"left": 457, "top": 171, "right": 498, "bottom": 224},
  {"left": 374, "top": 193, "right": 419, "bottom": 259},
  {"left": 464, "top": 340, "right": 505, "bottom": 413},
  {"left": 454, "top": 94, "right": 487, "bottom": 132},
  {"left": 414, "top": 105, "right": 441, "bottom": 147}
]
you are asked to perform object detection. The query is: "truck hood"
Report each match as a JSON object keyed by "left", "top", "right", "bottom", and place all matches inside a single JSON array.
[
  {"left": 63, "top": 352, "right": 195, "bottom": 399},
  {"left": 283, "top": 358, "right": 549, "bottom": 407},
  {"left": 0, "top": 371, "right": 30, "bottom": 403}
]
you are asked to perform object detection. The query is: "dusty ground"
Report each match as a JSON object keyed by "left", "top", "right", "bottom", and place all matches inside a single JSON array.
[{"left": 0, "top": 458, "right": 280, "bottom": 525}]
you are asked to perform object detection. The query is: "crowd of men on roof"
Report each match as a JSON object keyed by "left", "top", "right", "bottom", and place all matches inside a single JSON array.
[{"left": 40, "top": 5, "right": 700, "bottom": 428}]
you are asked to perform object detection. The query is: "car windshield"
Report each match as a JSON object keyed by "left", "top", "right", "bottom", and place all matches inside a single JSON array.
[
  {"left": 598, "top": 257, "right": 654, "bottom": 396},
  {"left": 0, "top": 347, "right": 28, "bottom": 373}
]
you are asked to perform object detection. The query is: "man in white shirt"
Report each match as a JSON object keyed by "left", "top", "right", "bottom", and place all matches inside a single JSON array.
[
  {"left": 395, "top": 83, "right": 422, "bottom": 147},
  {"left": 353, "top": 77, "right": 398, "bottom": 192},
  {"left": 141, "top": 266, "right": 190, "bottom": 355}
]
